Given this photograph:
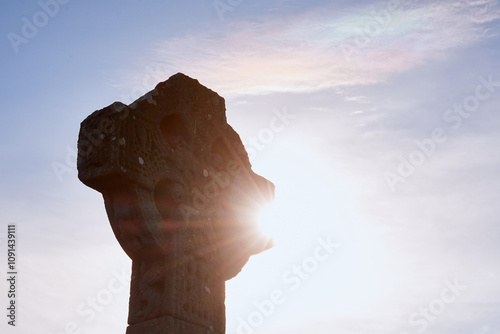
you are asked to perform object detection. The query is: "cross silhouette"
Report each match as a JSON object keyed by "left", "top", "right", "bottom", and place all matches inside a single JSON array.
[{"left": 77, "top": 73, "right": 274, "bottom": 334}]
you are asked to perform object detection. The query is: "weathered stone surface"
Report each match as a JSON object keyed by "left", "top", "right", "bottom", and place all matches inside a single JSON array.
[{"left": 77, "top": 73, "right": 274, "bottom": 333}]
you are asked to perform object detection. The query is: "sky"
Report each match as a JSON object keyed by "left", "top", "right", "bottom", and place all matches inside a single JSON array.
[{"left": 1, "top": 0, "right": 500, "bottom": 333}]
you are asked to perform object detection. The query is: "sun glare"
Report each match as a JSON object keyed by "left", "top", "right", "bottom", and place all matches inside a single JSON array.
[
  {"left": 239, "top": 139, "right": 398, "bottom": 319},
  {"left": 251, "top": 141, "right": 355, "bottom": 245}
]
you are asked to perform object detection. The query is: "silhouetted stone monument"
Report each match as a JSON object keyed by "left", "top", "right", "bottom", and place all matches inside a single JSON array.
[{"left": 77, "top": 73, "right": 274, "bottom": 334}]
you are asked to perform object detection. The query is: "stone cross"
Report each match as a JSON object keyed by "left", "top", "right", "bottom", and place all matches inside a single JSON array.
[{"left": 77, "top": 73, "right": 274, "bottom": 334}]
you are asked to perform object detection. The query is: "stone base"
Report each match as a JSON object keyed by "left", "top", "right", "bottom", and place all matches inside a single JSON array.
[{"left": 126, "top": 315, "right": 222, "bottom": 334}]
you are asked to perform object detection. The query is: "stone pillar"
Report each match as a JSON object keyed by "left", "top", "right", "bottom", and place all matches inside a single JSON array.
[{"left": 77, "top": 73, "right": 274, "bottom": 334}]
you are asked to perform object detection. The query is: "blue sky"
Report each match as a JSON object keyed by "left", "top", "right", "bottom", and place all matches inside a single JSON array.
[{"left": 1, "top": 0, "right": 500, "bottom": 333}]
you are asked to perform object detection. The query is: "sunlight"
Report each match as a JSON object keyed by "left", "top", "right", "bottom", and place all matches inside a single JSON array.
[
  {"left": 230, "top": 137, "right": 399, "bottom": 322},
  {"left": 256, "top": 195, "right": 283, "bottom": 241},
  {"left": 251, "top": 139, "right": 357, "bottom": 245}
]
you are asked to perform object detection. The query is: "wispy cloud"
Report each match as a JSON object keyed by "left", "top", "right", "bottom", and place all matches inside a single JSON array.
[{"left": 142, "top": 0, "right": 500, "bottom": 97}]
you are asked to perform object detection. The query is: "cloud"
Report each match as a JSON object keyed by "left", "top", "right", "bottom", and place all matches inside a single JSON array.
[{"left": 144, "top": 0, "right": 500, "bottom": 97}]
